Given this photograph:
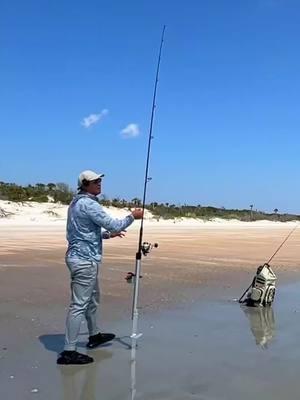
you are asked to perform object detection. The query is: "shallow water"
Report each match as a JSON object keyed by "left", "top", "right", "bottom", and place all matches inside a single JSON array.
[{"left": 2, "top": 282, "right": 300, "bottom": 399}]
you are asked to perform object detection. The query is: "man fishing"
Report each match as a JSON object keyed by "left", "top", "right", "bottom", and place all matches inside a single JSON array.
[{"left": 57, "top": 170, "right": 143, "bottom": 365}]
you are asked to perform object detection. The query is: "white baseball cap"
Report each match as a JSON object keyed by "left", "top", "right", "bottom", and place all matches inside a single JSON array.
[{"left": 78, "top": 170, "right": 105, "bottom": 188}]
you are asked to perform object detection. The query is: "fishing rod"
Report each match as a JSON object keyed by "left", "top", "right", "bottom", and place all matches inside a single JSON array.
[
  {"left": 130, "top": 26, "right": 166, "bottom": 339},
  {"left": 238, "top": 222, "right": 299, "bottom": 304},
  {"left": 266, "top": 223, "right": 299, "bottom": 265}
]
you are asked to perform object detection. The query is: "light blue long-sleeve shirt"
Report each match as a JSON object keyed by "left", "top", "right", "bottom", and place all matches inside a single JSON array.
[{"left": 66, "top": 193, "right": 134, "bottom": 262}]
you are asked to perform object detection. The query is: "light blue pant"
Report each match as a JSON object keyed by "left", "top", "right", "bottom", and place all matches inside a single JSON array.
[{"left": 64, "top": 258, "right": 100, "bottom": 351}]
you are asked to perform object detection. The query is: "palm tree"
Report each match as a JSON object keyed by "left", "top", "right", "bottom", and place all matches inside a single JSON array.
[
  {"left": 112, "top": 197, "right": 121, "bottom": 207},
  {"left": 250, "top": 204, "right": 253, "bottom": 221},
  {"left": 47, "top": 183, "right": 56, "bottom": 191},
  {"left": 121, "top": 199, "right": 128, "bottom": 207},
  {"left": 149, "top": 202, "right": 158, "bottom": 210},
  {"left": 131, "top": 198, "right": 142, "bottom": 207}
]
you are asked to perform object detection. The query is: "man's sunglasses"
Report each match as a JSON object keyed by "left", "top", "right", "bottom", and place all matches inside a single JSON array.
[{"left": 91, "top": 178, "right": 102, "bottom": 184}]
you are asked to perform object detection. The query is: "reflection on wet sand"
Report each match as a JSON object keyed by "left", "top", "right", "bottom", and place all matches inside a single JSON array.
[
  {"left": 241, "top": 305, "right": 276, "bottom": 349},
  {"left": 130, "top": 338, "right": 138, "bottom": 400},
  {"left": 58, "top": 350, "right": 113, "bottom": 400}
]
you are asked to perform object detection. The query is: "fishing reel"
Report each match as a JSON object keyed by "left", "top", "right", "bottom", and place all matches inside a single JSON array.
[
  {"left": 141, "top": 241, "right": 158, "bottom": 256},
  {"left": 125, "top": 271, "right": 142, "bottom": 282},
  {"left": 125, "top": 242, "right": 158, "bottom": 283}
]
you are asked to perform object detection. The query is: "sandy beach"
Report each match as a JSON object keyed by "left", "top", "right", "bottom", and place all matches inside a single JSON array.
[
  {"left": 1, "top": 215, "right": 299, "bottom": 313},
  {"left": 3, "top": 1, "right": 300, "bottom": 397},
  {"left": 1, "top": 203, "right": 300, "bottom": 399}
]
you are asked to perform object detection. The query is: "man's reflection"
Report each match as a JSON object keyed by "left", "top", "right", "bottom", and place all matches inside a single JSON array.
[
  {"left": 241, "top": 305, "right": 275, "bottom": 349},
  {"left": 58, "top": 350, "right": 113, "bottom": 400}
]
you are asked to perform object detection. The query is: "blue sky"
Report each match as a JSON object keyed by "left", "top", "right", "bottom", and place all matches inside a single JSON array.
[{"left": 1, "top": 0, "right": 299, "bottom": 213}]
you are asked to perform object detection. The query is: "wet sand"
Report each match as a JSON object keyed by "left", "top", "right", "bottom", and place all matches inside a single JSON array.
[
  {"left": 2, "top": 284, "right": 300, "bottom": 399},
  {"left": 1, "top": 222, "right": 300, "bottom": 399}
]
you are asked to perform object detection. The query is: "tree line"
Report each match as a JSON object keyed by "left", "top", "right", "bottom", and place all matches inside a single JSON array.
[
  {"left": 0, "top": 181, "right": 73, "bottom": 204},
  {"left": 0, "top": 181, "right": 298, "bottom": 222}
]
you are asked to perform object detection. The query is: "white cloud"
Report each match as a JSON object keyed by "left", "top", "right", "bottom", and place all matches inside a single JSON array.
[
  {"left": 81, "top": 109, "right": 108, "bottom": 128},
  {"left": 120, "top": 123, "right": 140, "bottom": 139}
]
